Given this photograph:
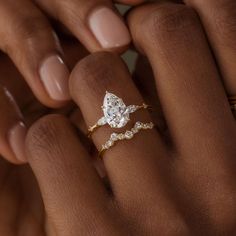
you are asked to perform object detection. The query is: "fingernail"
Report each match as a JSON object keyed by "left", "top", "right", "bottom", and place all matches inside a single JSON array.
[
  {"left": 88, "top": 7, "right": 131, "bottom": 49},
  {"left": 9, "top": 122, "right": 27, "bottom": 163},
  {"left": 40, "top": 55, "right": 70, "bottom": 101}
]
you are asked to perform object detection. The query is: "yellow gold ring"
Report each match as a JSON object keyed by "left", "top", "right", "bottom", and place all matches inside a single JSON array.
[{"left": 99, "top": 121, "right": 154, "bottom": 158}]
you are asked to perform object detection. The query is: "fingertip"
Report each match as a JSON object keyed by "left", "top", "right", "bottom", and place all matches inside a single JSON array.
[
  {"left": 88, "top": 7, "right": 131, "bottom": 51},
  {"left": 8, "top": 121, "right": 28, "bottom": 164},
  {"left": 39, "top": 54, "right": 71, "bottom": 103},
  {"left": 0, "top": 87, "right": 27, "bottom": 164}
]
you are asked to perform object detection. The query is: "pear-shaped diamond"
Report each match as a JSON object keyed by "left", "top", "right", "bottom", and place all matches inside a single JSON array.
[{"left": 103, "top": 92, "right": 130, "bottom": 128}]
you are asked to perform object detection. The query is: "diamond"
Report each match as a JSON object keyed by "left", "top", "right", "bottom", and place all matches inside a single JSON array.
[
  {"left": 111, "top": 133, "right": 118, "bottom": 141},
  {"left": 125, "top": 131, "right": 133, "bottom": 139},
  {"left": 102, "top": 92, "right": 130, "bottom": 128},
  {"left": 143, "top": 124, "right": 148, "bottom": 129},
  {"left": 107, "top": 140, "right": 114, "bottom": 147},
  {"left": 135, "top": 122, "right": 142, "bottom": 130},
  {"left": 149, "top": 123, "right": 154, "bottom": 129}
]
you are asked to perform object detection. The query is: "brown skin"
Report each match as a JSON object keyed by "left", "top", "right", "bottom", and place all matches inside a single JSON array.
[
  {"left": 0, "top": 0, "right": 145, "bottom": 107},
  {"left": 0, "top": 0, "right": 145, "bottom": 163},
  {"left": 0, "top": 38, "right": 89, "bottom": 164},
  {"left": 1, "top": 1, "right": 236, "bottom": 235},
  {"left": 0, "top": 40, "right": 97, "bottom": 235}
]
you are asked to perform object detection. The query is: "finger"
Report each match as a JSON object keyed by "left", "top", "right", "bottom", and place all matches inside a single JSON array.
[
  {"left": 69, "top": 52, "right": 186, "bottom": 232},
  {"left": 133, "top": 55, "right": 168, "bottom": 136},
  {"left": 128, "top": 2, "right": 235, "bottom": 157},
  {"left": 34, "top": 0, "right": 131, "bottom": 53},
  {"left": 184, "top": 0, "right": 236, "bottom": 96},
  {"left": 0, "top": 0, "right": 70, "bottom": 107},
  {"left": 0, "top": 86, "right": 27, "bottom": 164},
  {"left": 128, "top": 2, "right": 236, "bottom": 230},
  {"left": 26, "top": 115, "right": 120, "bottom": 234}
]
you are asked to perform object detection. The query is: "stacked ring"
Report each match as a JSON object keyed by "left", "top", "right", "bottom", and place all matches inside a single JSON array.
[
  {"left": 87, "top": 91, "right": 154, "bottom": 158},
  {"left": 99, "top": 122, "right": 154, "bottom": 158},
  {"left": 88, "top": 91, "right": 151, "bottom": 136}
]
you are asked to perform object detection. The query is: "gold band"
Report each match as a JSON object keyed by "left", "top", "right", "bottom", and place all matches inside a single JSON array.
[
  {"left": 88, "top": 103, "right": 151, "bottom": 137},
  {"left": 99, "top": 122, "right": 154, "bottom": 158}
]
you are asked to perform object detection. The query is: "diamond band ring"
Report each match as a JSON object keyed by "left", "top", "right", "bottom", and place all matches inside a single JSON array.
[
  {"left": 88, "top": 92, "right": 151, "bottom": 136},
  {"left": 99, "top": 122, "right": 154, "bottom": 158}
]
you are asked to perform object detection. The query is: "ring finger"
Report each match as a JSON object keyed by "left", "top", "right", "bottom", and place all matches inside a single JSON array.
[{"left": 69, "top": 52, "right": 182, "bottom": 230}]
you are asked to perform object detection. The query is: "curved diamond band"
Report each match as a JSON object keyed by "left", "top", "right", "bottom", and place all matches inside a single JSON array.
[
  {"left": 88, "top": 91, "right": 151, "bottom": 137},
  {"left": 99, "top": 122, "right": 154, "bottom": 158}
]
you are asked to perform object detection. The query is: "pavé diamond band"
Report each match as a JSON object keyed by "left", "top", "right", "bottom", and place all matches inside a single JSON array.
[
  {"left": 88, "top": 92, "right": 151, "bottom": 137},
  {"left": 99, "top": 122, "right": 154, "bottom": 158}
]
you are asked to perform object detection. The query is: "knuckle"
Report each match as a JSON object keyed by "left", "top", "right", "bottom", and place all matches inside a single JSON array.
[
  {"left": 13, "top": 15, "right": 50, "bottom": 40},
  {"left": 56, "top": 1, "right": 83, "bottom": 26},
  {"left": 142, "top": 5, "right": 199, "bottom": 42},
  {"left": 70, "top": 52, "right": 122, "bottom": 93},
  {"left": 26, "top": 115, "right": 67, "bottom": 162},
  {"left": 4, "top": 14, "right": 51, "bottom": 55},
  {"left": 213, "top": 1, "right": 236, "bottom": 46}
]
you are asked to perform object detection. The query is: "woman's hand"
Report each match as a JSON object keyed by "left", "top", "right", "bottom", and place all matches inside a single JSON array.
[
  {"left": 0, "top": 0, "right": 145, "bottom": 107},
  {"left": 0, "top": 38, "right": 88, "bottom": 164},
  {"left": 18, "top": 1, "right": 236, "bottom": 235},
  {"left": 0, "top": 1, "right": 143, "bottom": 164},
  {"left": 1, "top": 1, "right": 236, "bottom": 235}
]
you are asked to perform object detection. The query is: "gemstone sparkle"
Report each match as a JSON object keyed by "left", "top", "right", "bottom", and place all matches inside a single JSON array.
[{"left": 102, "top": 92, "right": 130, "bottom": 128}]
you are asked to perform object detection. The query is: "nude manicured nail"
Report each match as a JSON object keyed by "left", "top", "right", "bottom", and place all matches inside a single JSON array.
[
  {"left": 9, "top": 122, "right": 27, "bottom": 162},
  {"left": 88, "top": 7, "right": 131, "bottom": 49},
  {"left": 40, "top": 55, "right": 70, "bottom": 101}
]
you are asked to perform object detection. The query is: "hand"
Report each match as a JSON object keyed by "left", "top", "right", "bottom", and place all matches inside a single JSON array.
[
  {"left": 0, "top": 39, "right": 94, "bottom": 236},
  {"left": 0, "top": 0, "right": 145, "bottom": 107},
  {"left": 0, "top": 38, "right": 88, "bottom": 164},
  {"left": 21, "top": 1, "right": 236, "bottom": 235}
]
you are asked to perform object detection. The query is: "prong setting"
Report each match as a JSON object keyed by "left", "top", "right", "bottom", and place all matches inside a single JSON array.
[{"left": 88, "top": 91, "right": 151, "bottom": 137}]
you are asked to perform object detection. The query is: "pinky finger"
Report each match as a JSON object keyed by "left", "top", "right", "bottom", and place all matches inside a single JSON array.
[{"left": 0, "top": 86, "right": 27, "bottom": 164}]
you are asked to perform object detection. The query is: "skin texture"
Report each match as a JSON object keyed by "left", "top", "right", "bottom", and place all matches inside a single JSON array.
[
  {"left": 0, "top": 38, "right": 88, "bottom": 163},
  {"left": 0, "top": 0, "right": 145, "bottom": 163},
  {"left": 0, "top": 1, "right": 236, "bottom": 235},
  {"left": 0, "top": 0, "right": 145, "bottom": 107}
]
